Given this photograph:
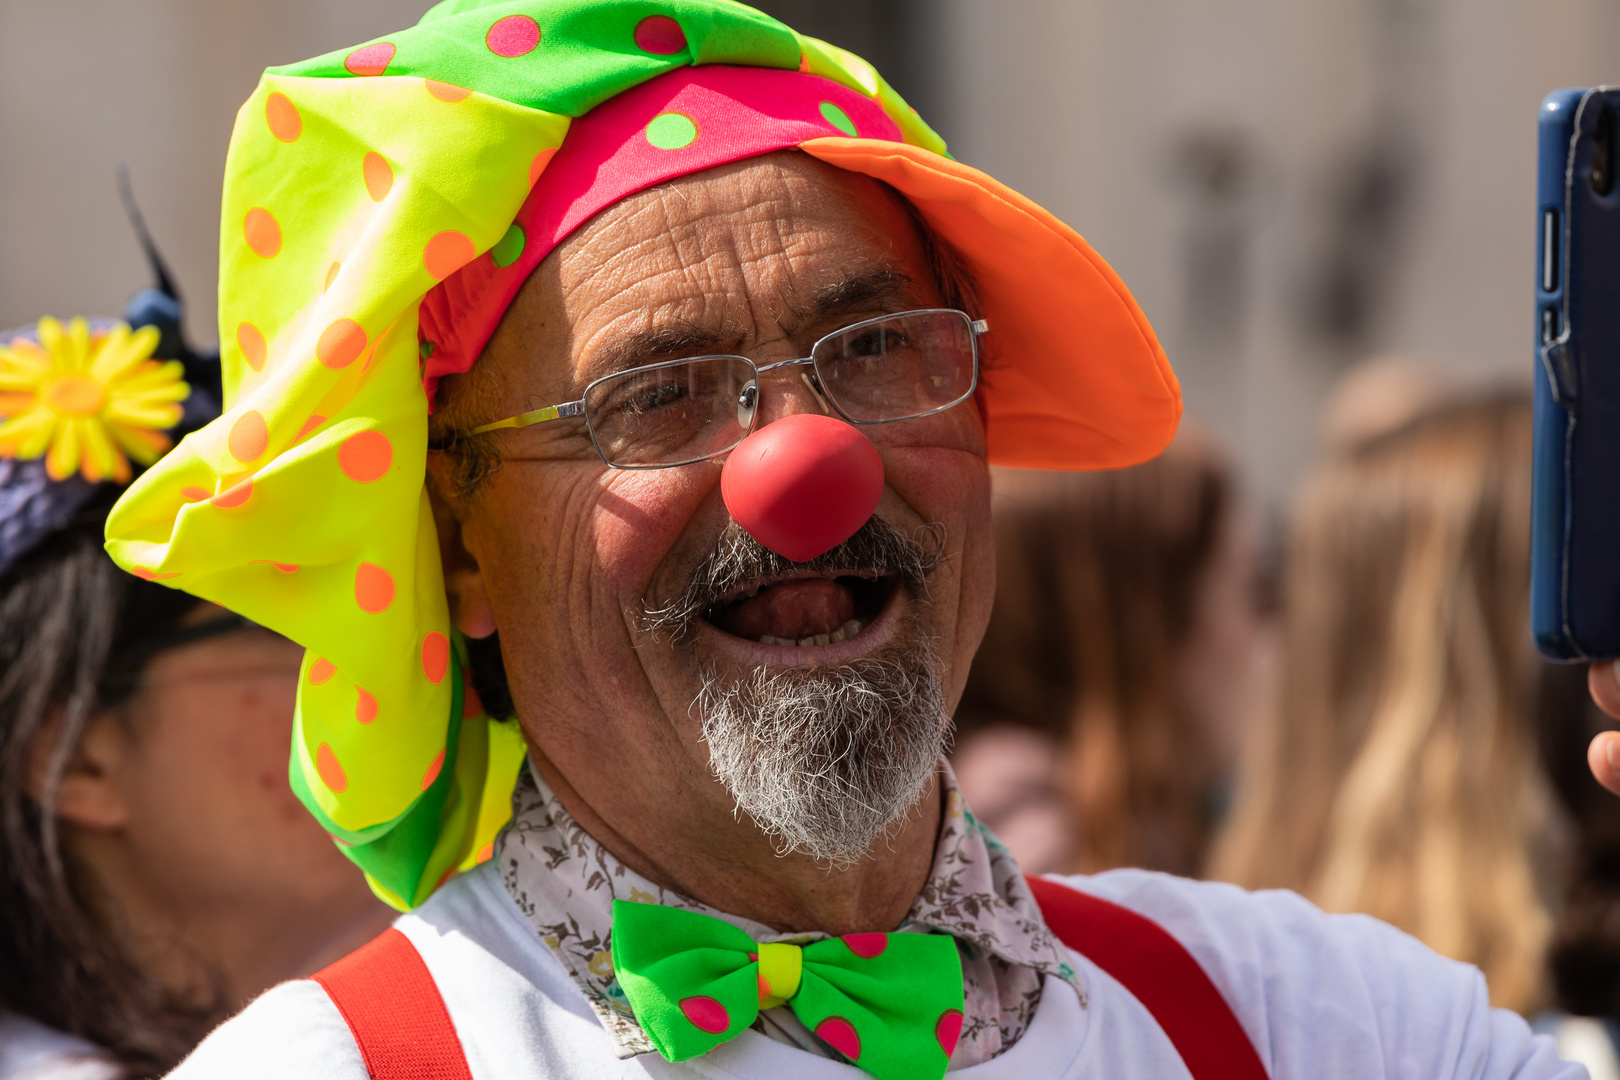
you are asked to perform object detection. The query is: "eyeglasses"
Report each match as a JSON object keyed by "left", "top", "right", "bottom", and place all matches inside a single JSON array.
[{"left": 465, "top": 308, "right": 988, "bottom": 469}]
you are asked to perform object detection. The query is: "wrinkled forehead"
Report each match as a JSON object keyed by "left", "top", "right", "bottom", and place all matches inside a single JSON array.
[{"left": 543, "top": 151, "right": 929, "bottom": 316}]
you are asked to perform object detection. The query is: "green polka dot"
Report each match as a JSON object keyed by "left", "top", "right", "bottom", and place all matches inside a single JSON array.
[
  {"left": 419, "top": 340, "right": 435, "bottom": 360},
  {"left": 818, "top": 101, "right": 857, "bottom": 138},
  {"left": 645, "top": 111, "right": 699, "bottom": 149},
  {"left": 490, "top": 223, "right": 527, "bottom": 268}
]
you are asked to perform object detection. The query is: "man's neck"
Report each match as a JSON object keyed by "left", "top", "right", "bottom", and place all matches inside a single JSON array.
[{"left": 529, "top": 750, "right": 943, "bottom": 936}]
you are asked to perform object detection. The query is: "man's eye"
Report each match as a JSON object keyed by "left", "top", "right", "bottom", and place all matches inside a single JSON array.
[
  {"left": 845, "top": 328, "right": 909, "bottom": 358},
  {"left": 622, "top": 380, "right": 687, "bottom": 413}
]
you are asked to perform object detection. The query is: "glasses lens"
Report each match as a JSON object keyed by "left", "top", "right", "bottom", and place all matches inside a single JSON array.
[
  {"left": 582, "top": 355, "right": 757, "bottom": 467},
  {"left": 812, "top": 310, "right": 976, "bottom": 423}
]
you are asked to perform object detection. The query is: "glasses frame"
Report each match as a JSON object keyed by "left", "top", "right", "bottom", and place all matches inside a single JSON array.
[{"left": 464, "top": 308, "right": 989, "bottom": 470}]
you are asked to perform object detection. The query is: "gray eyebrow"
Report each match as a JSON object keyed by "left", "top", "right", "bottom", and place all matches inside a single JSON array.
[
  {"left": 589, "top": 323, "right": 740, "bottom": 380},
  {"left": 799, "top": 266, "right": 920, "bottom": 325}
]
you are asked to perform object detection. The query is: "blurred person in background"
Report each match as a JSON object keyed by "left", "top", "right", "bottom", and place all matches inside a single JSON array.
[
  {"left": 1211, "top": 389, "right": 1562, "bottom": 1016},
  {"left": 953, "top": 428, "right": 1270, "bottom": 876},
  {"left": 0, "top": 269, "right": 391, "bottom": 1078}
]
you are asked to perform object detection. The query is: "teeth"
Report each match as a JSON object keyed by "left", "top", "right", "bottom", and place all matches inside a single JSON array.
[{"left": 758, "top": 621, "right": 863, "bottom": 648}]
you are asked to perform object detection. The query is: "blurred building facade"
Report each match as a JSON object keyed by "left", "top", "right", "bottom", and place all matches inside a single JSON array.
[
  {"left": 925, "top": 0, "right": 1620, "bottom": 502},
  {"left": 1, "top": 0, "right": 1616, "bottom": 503}
]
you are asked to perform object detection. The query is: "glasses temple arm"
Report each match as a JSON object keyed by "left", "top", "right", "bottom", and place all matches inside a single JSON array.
[{"left": 467, "top": 398, "right": 586, "bottom": 436}]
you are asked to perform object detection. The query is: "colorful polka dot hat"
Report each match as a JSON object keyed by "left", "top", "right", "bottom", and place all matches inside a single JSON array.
[{"left": 103, "top": 0, "right": 1179, "bottom": 910}]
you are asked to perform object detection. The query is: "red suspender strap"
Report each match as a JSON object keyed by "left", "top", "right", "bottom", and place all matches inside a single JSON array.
[
  {"left": 1026, "top": 875, "right": 1270, "bottom": 1080},
  {"left": 311, "top": 928, "right": 473, "bottom": 1080}
]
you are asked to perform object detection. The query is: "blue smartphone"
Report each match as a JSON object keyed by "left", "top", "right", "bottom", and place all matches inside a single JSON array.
[{"left": 1532, "top": 86, "right": 1620, "bottom": 660}]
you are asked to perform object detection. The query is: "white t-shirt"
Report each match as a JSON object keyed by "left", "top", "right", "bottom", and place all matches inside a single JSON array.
[
  {"left": 0, "top": 1013, "right": 118, "bottom": 1080},
  {"left": 168, "top": 862, "right": 1583, "bottom": 1079}
]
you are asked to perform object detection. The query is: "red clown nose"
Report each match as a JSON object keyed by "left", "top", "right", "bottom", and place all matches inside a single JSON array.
[{"left": 719, "top": 414, "right": 885, "bottom": 562}]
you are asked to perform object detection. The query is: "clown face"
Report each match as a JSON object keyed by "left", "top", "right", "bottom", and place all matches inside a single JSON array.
[{"left": 430, "top": 153, "right": 996, "bottom": 886}]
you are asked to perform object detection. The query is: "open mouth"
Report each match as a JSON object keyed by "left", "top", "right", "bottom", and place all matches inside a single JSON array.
[{"left": 704, "top": 573, "right": 898, "bottom": 647}]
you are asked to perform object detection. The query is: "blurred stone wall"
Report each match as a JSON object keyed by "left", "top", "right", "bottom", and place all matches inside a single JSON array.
[
  {"left": 927, "top": 0, "right": 1620, "bottom": 503},
  {"left": 0, "top": 0, "right": 428, "bottom": 343}
]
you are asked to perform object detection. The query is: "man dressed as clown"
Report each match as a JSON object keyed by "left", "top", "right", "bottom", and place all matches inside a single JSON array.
[{"left": 106, "top": 3, "right": 1577, "bottom": 1078}]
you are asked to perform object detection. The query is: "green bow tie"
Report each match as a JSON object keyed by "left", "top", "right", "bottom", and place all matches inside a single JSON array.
[{"left": 610, "top": 900, "right": 966, "bottom": 1080}]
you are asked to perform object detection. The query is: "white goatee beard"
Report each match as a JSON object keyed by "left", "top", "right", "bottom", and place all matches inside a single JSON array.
[{"left": 696, "top": 641, "right": 948, "bottom": 866}]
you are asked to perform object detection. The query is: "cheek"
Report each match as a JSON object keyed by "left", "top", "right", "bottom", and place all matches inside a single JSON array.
[
  {"left": 475, "top": 462, "right": 723, "bottom": 638},
  {"left": 586, "top": 466, "right": 723, "bottom": 600},
  {"left": 880, "top": 444, "right": 995, "bottom": 675},
  {"left": 120, "top": 679, "right": 314, "bottom": 868}
]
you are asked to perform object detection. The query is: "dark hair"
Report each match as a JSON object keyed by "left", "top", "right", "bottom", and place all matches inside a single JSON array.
[{"left": 0, "top": 493, "right": 215, "bottom": 1078}]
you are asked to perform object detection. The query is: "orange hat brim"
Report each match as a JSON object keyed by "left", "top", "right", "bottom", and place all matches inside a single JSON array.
[{"left": 802, "top": 137, "right": 1181, "bottom": 471}]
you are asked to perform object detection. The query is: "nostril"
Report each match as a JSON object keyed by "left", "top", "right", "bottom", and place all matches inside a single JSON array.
[{"left": 720, "top": 414, "right": 884, "bottom": 562}]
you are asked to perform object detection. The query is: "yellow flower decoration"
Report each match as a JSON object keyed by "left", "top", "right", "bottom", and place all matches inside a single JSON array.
[{"left": 0, "top": 316, "right": 189, "bottom": 483}]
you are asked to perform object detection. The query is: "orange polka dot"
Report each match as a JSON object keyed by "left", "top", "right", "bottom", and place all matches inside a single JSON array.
[
  {"left": 243, "top": 207, "right": 282, "bottom": 258},
  {"left": 426, "top": 79, "right": 473, "bottom": 102},
  {"left": 354, "top": 562, "right": 395, "bottom": 613},
  {"left": 529, "top": 145, "right": 557, "bottom": 187},
  {"left": 324, "top": 262, "right": 341, "bottom": 292},
  {"left": 228, "top": 411, "right": 268, "bottom": 463},
  {"left": 315, "top": 742, "right": 348, "bottom": 793},
  {"left": 316, "top": 319, "right": 367, "bottom": 368},
  {"left": 435, "top": 865, "right": 459, "bottom": 889},
  {"left": 424, "top": 231, "right": 476, "bottom": 280},
  {"left": 237, "top": 322, "right": 266, "bottom": 371},
  {"left": 422, "top": 748, "right": 446, "bottom": 790},
  {"left": 332, "top": 834, "right": 353, "bottom": 848},
  {"left": 422, "top": 631, "right": 450, "bottom": 685},
  {"left": 356, "top": 688, "right": 378, "bottom": 724},
  {"left": 181, "top": 486, "right": 210, "bottom": 502},
  {"left": 363, "top": 152, "right": 393, "bottom": 202},
  {"left": 476, "top": 842, "right": 494, "bottom": 863},
  {"left": 309, "top": 658, "right": 336, "bottom": 684},
  {"left": 131, "top": 566, "right": 179, "bottom": 581},
  {"left": 339, "top": 430, "right": 393, "bottom": 483},
  {"left": 294, "top": 414, "right": 327, "bottom": 443},
  {"left": 211, "top": 480, "right": 253, "bottom": 508},
  {"left": 265, "top": 92, "right": 301, "bottom": 142},
  {"left": 251, "top": 559, "right": 300, "bottom": 573}
]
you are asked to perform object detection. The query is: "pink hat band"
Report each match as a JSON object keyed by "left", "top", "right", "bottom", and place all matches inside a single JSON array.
[{"left": 417, "top": 65, "right": 905, "bottom": 403}]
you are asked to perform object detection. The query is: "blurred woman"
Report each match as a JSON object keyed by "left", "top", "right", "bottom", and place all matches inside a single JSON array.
[
  {"left": 953, "top": 429, "right": 1269, "bottom": 876},
  {"left": 1211, "top": 390, "right": 1561, "bottom": 1016},
  {"left": 0, "top": 293, "right": 391, "bottom": 1077}
]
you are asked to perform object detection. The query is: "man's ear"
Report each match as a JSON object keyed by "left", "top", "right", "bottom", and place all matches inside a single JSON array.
[
  {"left": 426, "top": 453, "right": 498, "bottom": 639},
  {"left": 27, "top": 713, "right": 133, "bottom": 831}
]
